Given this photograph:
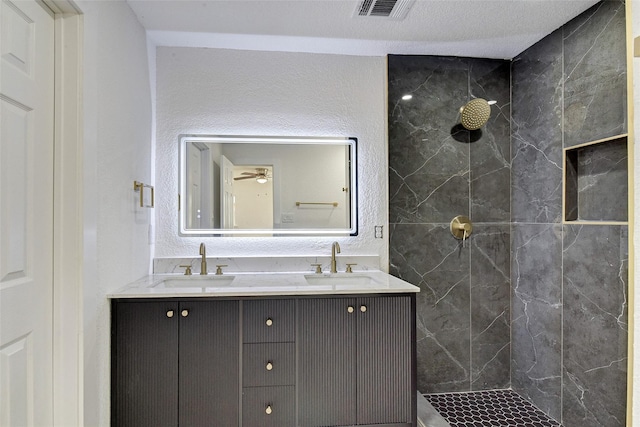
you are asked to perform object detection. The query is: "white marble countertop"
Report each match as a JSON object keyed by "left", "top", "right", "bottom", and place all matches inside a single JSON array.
[{"left": 108, "top": 270, "right": 420, "bottom": 298}]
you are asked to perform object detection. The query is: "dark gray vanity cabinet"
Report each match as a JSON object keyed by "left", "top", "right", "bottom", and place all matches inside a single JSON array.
[
  {"left": 298, "top": 295, "right": 415, "bottom": 427},
  {"left": 111, "top": 300, "right": 239, "bottom": 427},
  {"left": 112, "top": 294, "right": 416, "bottom": 427}
]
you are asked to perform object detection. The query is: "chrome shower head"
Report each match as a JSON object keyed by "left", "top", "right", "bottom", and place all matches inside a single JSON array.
[{"left": 459, "top": 98, "right": 491, "bottom": 130}]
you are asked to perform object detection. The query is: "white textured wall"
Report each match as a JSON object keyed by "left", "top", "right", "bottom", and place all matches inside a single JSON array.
[
  {"left": 79, "top": 1, "right": 153, "bottom": 425},
  {"left": 155, "top": 48, "right": 388, "bottom": 266}
]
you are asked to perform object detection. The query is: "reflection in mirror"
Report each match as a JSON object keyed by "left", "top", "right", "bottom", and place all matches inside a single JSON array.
[{"left": 179, "top": 135, "right": 357, "bottom": 236}]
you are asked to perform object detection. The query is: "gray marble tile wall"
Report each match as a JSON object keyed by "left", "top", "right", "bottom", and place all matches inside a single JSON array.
[
  {"left": 510, "top": 224, "right": 563, "bottom": 420},
  {"left": 563, "top": 1, "right": 627, "bottom": 148},
  {"left": 388, "top": 56, "right": 470, "bottom": 225},
  {"left": 470, "top": 225, "right": 510, "bottom": 390},
  {"left": 389, "top": 1, "right": 628, "bottom": 423},
  {"left": 388, "top": 55, "right": 511, "bottom": 393},
  {"left": 563, "top": 225, "right": 628, "bottom": 427},
  {"left": 511, "top": 1, "right": 628, "bottom": 425},
  {"left": 511, "top": 28, "right": 564, "bottom": 224},
  {"left": 390, "top": 223, "right": 471, "bottom": 393}
]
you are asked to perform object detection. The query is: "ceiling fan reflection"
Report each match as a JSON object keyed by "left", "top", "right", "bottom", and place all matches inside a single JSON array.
[{"left": 233, "top": 168, "right": 271, "bottom": 184}]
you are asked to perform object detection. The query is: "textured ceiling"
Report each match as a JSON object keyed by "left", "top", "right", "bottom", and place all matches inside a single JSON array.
[{"left": 127, "top": 0, "right": 601, "bottom": 58}]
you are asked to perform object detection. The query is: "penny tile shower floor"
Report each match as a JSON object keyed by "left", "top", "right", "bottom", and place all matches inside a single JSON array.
[{"left": 425, "top": 389, "right": 562, "bottom": 427}]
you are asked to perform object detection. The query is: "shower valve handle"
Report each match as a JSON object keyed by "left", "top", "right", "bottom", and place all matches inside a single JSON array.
[{"left": 450, "top": 215, "right": 473, "bottom": 243}]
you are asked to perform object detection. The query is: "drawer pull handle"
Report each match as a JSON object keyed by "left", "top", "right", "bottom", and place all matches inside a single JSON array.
[
  {"left": 266, "top": 362, "right": 273, "bottom": 371},
  {"left": 265, "top": 405, "right": 273, "bottom": 415},
  {"left": 166, "top": 310, "right": 174, "bottom": 318},
  {"left": 347, "top": 306, "right": 354, "bottom": 314},
  {"left": 181, "top": 309, "right": 189, "bottom": 317},
  {"left": 360, "top": 305, "right": 367, "bottom": 313},
  {"left": 266, "top": 318, "right": 273, "bottom": 327}
]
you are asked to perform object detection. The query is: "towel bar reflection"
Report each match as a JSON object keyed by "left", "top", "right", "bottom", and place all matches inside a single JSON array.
[
  {"left": 134, "top": 181, "right": 154, "bottom": 208},
  {"left": 295, "top": 202, "right": 338, "bottom": 207}
]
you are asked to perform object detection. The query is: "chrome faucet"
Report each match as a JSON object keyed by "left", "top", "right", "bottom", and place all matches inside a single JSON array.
[
  {"left": 199, "top": 243, "right": 208, "bottom": 275},
  {"left": 330, "top": 241, "right": 341, "bottom": 273}
]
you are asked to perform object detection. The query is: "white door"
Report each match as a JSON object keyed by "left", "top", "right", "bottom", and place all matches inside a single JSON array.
[
  {"left": 0, "top": 1, "right": 55, "bottom": 426},
  {"left": 343, "top": 145, "right": 351, "bottom": 227},
  {"left": 199, "top": 148, "right": 212, "bottom": 229},
  {"left": 186, "top": 142, "right": 202, "bottom": 228},
  {"left": 220, "top": 155, "right": 235, "bottom": 229}
]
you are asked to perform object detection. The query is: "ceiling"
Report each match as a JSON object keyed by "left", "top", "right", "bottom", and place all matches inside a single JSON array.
[{"left": 126, "top": 0, "right": 601, "bottom": 59}]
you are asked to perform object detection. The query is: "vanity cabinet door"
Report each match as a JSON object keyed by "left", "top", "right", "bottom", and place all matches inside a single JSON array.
[
  {"left": 112, "top": 300, "right": 240, "bottom": 427},
  {"left": 112, "top": 301, "right": 179, "bottom": 427},
  {"left": 298, "top": 295, "right": 416, "bottom": 427},
  {"left": 356, "top": 296, "right": 414, "bottom": 425},
  {"left": 179, "top": 300, "right": 239, "bottom": 427},
  {"left": 298, "top": 298, "right": 357, "bottom": 426}
]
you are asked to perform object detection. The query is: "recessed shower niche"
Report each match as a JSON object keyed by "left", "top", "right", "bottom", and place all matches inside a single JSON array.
[{"left": 564, "top": 134, "right": 628, "bottom": 223}]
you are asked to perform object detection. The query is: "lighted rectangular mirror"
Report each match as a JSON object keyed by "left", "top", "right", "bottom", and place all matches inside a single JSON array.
[{"left": 179, "top": 135, "right": 358, "bottom": 236}]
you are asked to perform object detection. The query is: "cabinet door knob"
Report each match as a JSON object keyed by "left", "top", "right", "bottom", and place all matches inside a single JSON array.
[
  {"left": 181, "top": 309, "right": 189, "bottom": 317},
  {"left": 347, "top": 306, "right": 354, "bottom": 313},
  {"left": 166, "top": 310, "right": 174, "bottom": 318},
  {"left": 265, "top": 405, "right": 273, "bottom": 415},
  {"left": 265, "top": 318, "right": 273, "bottom": 327},
  {"left": 266, "top": 362, "right": 273, "bottom": 371},
  {"left": 360, "top": 305, "right": 367, "bottom": 313}
]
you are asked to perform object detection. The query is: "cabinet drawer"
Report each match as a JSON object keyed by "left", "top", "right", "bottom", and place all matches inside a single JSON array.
[
  {"left": 243, "top": 343, "right": 295, "bottom": 386},
  {"left": 242, "top": 386, "right": 295, "bottom": 427},
  {"left": 243, "top": 299, "right": 295, "bottom": 343}
]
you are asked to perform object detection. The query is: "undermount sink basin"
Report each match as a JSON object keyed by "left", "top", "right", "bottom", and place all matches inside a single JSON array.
[
  {"left": 304, "top": 274, "right": 381, "bottom": 288},
  {"left": 154, "top": 275, "right": 236, "bottom": 288}
]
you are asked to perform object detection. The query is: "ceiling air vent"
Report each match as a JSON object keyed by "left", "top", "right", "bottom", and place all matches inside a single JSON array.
[{"left": 354, "top": 0, "right": 415, "bottom": 19}]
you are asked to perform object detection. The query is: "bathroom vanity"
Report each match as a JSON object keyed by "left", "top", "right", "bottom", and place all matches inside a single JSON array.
[{"left": 110, "top": 271, "right": 418, "bottom": 427}]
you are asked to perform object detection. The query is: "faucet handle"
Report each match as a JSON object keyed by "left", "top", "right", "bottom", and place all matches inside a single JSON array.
[
  {"left": 311, "top": 264, "right": 322, "bottom": 274},
  {"left": 345, "top": 263, "right": 357, "bottom": 273},
  {"left": 179, "top": 265, "right": 192, "bottom": 275},
  {"left": 215, "top": 264, "right": 228, "bottom": 275}
]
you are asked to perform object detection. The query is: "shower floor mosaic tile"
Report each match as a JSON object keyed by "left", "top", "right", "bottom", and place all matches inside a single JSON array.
[{"left": 425, "top": 389, "right": 562, "bottom": 427}]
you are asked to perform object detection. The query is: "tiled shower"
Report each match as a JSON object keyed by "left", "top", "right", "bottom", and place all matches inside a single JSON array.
[{"left": 388, "top": 1, "right": 628, "bottom": 426}]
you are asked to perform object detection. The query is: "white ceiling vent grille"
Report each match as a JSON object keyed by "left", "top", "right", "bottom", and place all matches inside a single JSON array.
[{"left": 354, "top": 0, "right": 415, "bottom": 19}]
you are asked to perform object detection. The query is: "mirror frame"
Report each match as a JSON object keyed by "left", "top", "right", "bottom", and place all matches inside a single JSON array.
[{"left": 179, "top": 135, "right": 358, "bottom": 236}]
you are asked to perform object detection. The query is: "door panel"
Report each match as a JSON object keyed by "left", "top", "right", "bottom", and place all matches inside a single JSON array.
[
  {"left": 179, "top": 300, "right": 239, "bottom": 426},
  {"left": 1, "top": 99, "right": 28, "bottom": 280},
  {"left": 220, "top": 155, "right": 235, "bottom": 229},
  {"left": 112, "top": 302, "right": 179, "bottom": 427},
  {"left": 298, "top": 298, "right": 357, "bottom": 426},
  {"left": 0, "top": 0, "right": 54, "bottom": 425},
  {"left": 0, "top": 335, "right": 32, "bottom": 427},
  {"left": 357, "top": 296, "right": 413, "bottom": 425},
  {"left": 186, "top": 142, "right": 202, "bottom": 229}
]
